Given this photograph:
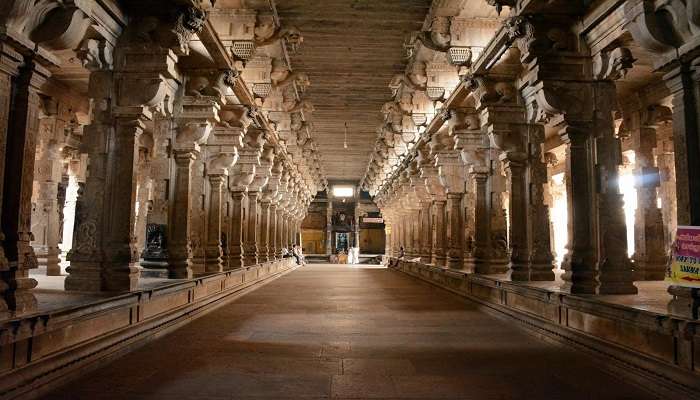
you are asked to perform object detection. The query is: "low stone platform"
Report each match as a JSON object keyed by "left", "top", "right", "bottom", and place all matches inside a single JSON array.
[
  {"left": 390, "top": 258, "right": 700, "bottom": 400},
  {"left": 0, "top": 258, "right": 297, "bottom": 399}
]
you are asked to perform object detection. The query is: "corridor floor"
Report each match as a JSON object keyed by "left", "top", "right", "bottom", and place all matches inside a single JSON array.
[{"left": 42, "top": 264, "right": 657, "bottom": 400}]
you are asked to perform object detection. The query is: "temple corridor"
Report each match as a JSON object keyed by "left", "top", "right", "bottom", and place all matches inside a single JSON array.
[{"left": 42, "top": 264, "right": 655, "bottom": 400}]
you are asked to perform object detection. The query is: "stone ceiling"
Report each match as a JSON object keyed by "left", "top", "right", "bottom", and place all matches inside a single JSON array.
[{"left": 276, "top": 0, "right": 432, "bottom": 182}]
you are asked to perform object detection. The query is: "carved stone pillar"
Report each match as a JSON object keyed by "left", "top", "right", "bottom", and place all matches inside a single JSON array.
[
  {"left": 431, "top": 200, "right": 447, "bottom": 267},
  {"left": 593, "top": 82, "right": 636, "bottom": 294},
  {"left": 629, "top": 107, "right": 667, "bottom": 280},
  {"left": 471, "top": 169, "right": 492, "bottom": 273},
  {"left": 133, "top": 140, "right": 152, "bottom": 260},
  {"left": 276, "top": 207, "right": 285, "bottom": 257},
  {"left": 244, "top": 189, "right": 261, "bottom": 266},
  {"left": 558, "top": 124, "right": 598, "bottom": 293},
  {"left": 0, "top": 55, "right": 45, "bottom": 309},
  {"left": 419, "top": 201, "right": 432, "bottom": 264},
  {"left": 325, "top": 199, "right": 333, "bottom": 255},
  {"left": 229, "top": 189, "right": 247, "bottom": 269},
  {"left": 526, "top": 124, "right": 556, "bottom": 280},
  {"left": 141, "top": 115, "right": 171, "bottom": 269},
  {"left": 205, "top": 174, "right": 225, "bottom": 272},
  {"left": 188, "top": 155, "right": 207, "bottom": 274},
  {"left": 167, "top": 97, "right": 216, "bottom": 278},
  {"left": 32, "top": 132, "right": 63, "bottom": 276},
  {"left": 500, "top": 153, "right": 529, "bottom": 279},
  {"left": 436, "top": 146, "right": 465, "bottom": 269}
]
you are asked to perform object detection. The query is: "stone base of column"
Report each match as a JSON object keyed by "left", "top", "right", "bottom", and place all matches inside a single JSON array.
[
  {"left": 668, "top": 285, "right": 700, "bottom": 319},
  {"left": 167, "top": 260, "right": 193, "bottom": 280},
  {"left": 243, "top": 243, "right": 258, "bottom": 266},
  {"left": 598, "top": 262, "right": 638, "bottom": 295},
  {"left": 431, "top": 254, "right": 447, "bottom": 267},
  {"left": 447, "top": 254, "right": 462, "bottom": 269},
  {"left": 3, "top": 265, "right": 38, "bottom": 312},
  {"left": 204, "top": 246, "right": 223, "bottom": 273},
  {"left": 507, "top": 262, "right": 530, "bottom": 281},
  {"left": 190, "top": 254, "right": 206, "bottom": 275},
  {"left": 35, "top": 246, "right": 61, "bottom": 276},
  {"left": 66, "top": 261, "right": 139, "bottom": 292},
  {"left": 633, "top": 259, "right": 667, "bottom": 281},
  {"left": 529, "top": 263, "right": 556, "bottom": 281},
  {"left": 474, "top": 260, "right": 508, "bottom": 275}
]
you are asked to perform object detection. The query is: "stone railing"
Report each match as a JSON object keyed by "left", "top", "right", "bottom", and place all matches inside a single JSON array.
[
  {"left": 388, "top": 258, "right": 700, "bottom": 400},
  {"left": 0, "top": 258, "right": 297, "bottom": 399}
]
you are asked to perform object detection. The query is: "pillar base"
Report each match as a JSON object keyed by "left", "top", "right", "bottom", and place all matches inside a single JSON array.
[
  {"left": 36, "top": 247, "right": 61, "bottom": 276},
  {"left": 66, "top": 261, "right": 139, "bottom": 292},
  {"left": 4, "top": 269, "right": 38, "bottom": 312},
  {"left": 474, "top": 259, "right": 508, "bottom": 275},
  {"left": 167, "top": 261, "right": 193, "bottom": 280},
  {"left": 633, "top": 259, "right": 668, "bottom": 281},
  {"left": 668, "top": 285, "right": 700, "bottom": 320}
]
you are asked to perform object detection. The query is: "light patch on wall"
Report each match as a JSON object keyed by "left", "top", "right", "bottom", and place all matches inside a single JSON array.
[{"left": 332, "top": 186, "right": 354, "bottom": 198}]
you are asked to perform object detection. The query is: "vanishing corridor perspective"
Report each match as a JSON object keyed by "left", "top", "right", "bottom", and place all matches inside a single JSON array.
[
  {"left": 41, "top": 264, "right": 658, "bottom": 400},
  {"left": 0, "top": 0, "right": 699, "bottom": 399}
]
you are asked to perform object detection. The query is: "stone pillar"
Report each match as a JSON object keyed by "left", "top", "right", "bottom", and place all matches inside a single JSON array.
[
  {"left": 419, "top": 201, "right": 432, "bottom": 264},
  {"left": 264, "top": 201, "right": 275, "bottom": 261},
  {"left": 0, "top": 54, "right": 45, "bottom": 310},
  {"left": 244, "top": 189, "right": 261, "bottom": 266},
  {"left": 471, "top": 169, "right": 492, "bottom": 273},
  {"left": 325, "top": 200, "right": 333, "bottom": 255},
  {"left": 168, "top": 151, "right": 197, "bottom": 278},
  {"left": 32, "top": 136, "right": 63, "bottom": 276},
  {"left": 141, "top": 115, "right": 171, "bottom": 269},
  {"left": 258, "top": 197, "right": 271, "bottom": 262},
  {"left": 276, "top": 207, "right": 285, "bottom": 257},
  {"left": 594, "top": 82, "right": 637, "bottom": 294},
  {"left": 167, "top": 97, "right": 216, "bottom": 279},
  {"left": 133, "top": 136, "right": 152, "bottom": 261},
  {"left": 558, "top": 124, "right": 598, "bottom": 294},
  {"left": 500, "top": 153, "right": 529, "bottom": 280},
  {"left": 431, "top": 200, "right": 447, "bottom": 267},
  {"left": 229, "top": 190, "right": 247, "bottom": 269},
  {"left": 630, "top": 107, "right": 667, "bottom": 280},
  {"left": 526, "top": 125, "right": 556, "bottom": 280},
  {"left": 205, "top": 174, "right": 226, "bottom": 272},
  {"left": 436, "top": 148, "right": 465, "bottom": 270},
  {"left": 188, "top": 156, "right": 207, "bottom": 274}
]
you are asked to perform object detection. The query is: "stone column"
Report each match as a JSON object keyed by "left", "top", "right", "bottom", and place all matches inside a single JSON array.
[
  {"left": 228, "top": 189, "right": 247, "bottom": 269},
  {"left": 141, "top": 115, "right": 172, "bottom": 269},
  {"left": 436, "top": 150, "right": 465, "bottom": 270},
  {"left": 526, "top": 124, "right": 556, "bottom": 280},
  {"left": 593, "top": 82, "right": 636, "bottom": 294},
  {"left": 32, "top": 135, "right": 63, "bottom": 276},
  {"left": 0, "top": 54, "right": 45, "bottom": 310},
  {"left": 205, "top": 174, "right": 225, "bottom": 272},
  {"left": 431, "top": 200, "right": 447, "bottom": 267},
  {"left": 244, "top": 189, "right": 261, "bottom": 266},
  {"left": 167, "top": 97, "right": 217, "bottom": 279},
  {"left": 558, "top": 124, "right": 598, "bottom": 294},
  {"left": 419, "top": 201, "right": 432, "bottom": 264},
  {"left": 188, "top": 155, "right": 207, "bottom": 274},
  {"left": 629, "top": 107, "right": 667, "bottom": 280},
  {"left": 325, "top": 199, "right": 333, "bottom": 255},
  {"left": 276, "top": 207, "right": 285, "bottom": 257},
  {"left": 500, "top": 153, "right": 529, "bottom": 279},
  {"left": 133, "top": 136, "right": 153, "bottom": 261}
]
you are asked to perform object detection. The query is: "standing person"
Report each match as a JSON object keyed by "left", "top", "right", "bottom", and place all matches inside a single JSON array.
[{"left": 292, "top": 245, "right": 301, "bottom": 265}]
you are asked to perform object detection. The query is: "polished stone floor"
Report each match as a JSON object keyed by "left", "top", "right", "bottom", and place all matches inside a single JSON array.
[{"left": 41, "top": 264, "right": 657, "bottom": 400}]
